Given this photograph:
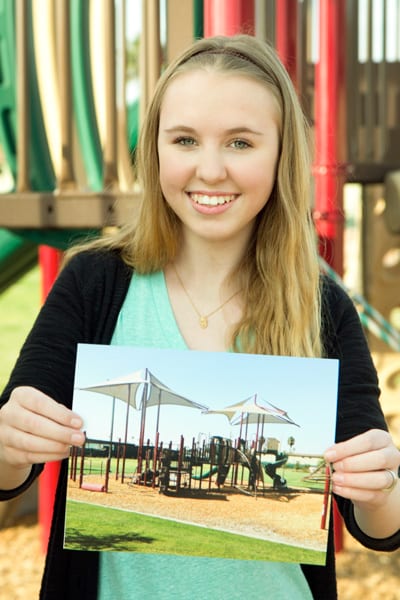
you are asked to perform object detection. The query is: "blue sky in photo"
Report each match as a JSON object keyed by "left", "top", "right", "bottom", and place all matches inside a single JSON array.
[{"left": 72, "top": 344, "right": 339, "bottom": 456}]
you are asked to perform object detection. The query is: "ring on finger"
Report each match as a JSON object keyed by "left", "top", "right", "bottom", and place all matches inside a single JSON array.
[{"left": 382, "top": 469, "right": 398, "bottom": 493}]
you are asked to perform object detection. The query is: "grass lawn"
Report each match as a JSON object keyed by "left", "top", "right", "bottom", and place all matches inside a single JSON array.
[
  {"left": 65, "top": 499, "right": 325, "bottom": 565},
  {"left": 0, "top": 266, "right": 40, "bottom": 390},
  {"left": 71, "top": 456, "right": 138, "bottom": 478},
  {"left": 281, "top": 468, "right": 326, "bottom": 491}
]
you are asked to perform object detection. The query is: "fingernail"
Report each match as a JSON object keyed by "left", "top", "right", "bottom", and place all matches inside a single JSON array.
[{"left": 71, "top": 417, "right": 82, "bottom": 428}]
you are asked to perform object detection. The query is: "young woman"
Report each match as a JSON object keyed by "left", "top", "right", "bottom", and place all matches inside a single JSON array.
[{"left": 1, "top": 34, "right": 399, "bottom": 599}]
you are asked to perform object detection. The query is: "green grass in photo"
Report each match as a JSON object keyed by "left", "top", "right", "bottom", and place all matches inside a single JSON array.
[
  {"left": 281, "top": 467, "right": 326, "bottom": 491},
  {"left": 72, "top": 456, "right": 138, "bottom": 477},
  {"left": 65, "top": 500, "right": 325, "bottom": 565}
]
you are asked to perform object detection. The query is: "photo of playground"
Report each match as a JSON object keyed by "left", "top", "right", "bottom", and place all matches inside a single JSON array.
[{"left": 65, "top": 344, "right": 339, "bottom": 566}]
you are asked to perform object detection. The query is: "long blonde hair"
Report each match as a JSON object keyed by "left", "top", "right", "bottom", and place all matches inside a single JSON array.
[{"left": 65, "top": 35, "right": 322, "bottom": 358}]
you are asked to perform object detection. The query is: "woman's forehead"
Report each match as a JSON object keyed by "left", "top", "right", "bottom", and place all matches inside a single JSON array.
[
  {"left": 159, "top": 69, "right": 281, "bottom": 127},
  {"left": 164, "top": 67, "right": 271, "bottom": 94}
]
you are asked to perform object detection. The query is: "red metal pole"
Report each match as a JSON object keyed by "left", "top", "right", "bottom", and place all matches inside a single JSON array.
[
  {"left": 313, "top": 0, "right": 347, "bottom": 552},
  {"left": 38, "top": 245, "right": 62, "bottom": 552},
  {"left": 320, "top": 465, "right": 331, "bottom": 530},
  {"left": 313, "top": 0, "right": 347, "bottom": 277},
  {"left": 275, "top": 0, "right": 298, "bottom": 87},
  {"left": 203, "top": 0, "right": 255, "bottom": 37}
]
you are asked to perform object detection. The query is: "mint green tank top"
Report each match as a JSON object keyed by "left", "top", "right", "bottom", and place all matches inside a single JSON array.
[{"left": 98, "top": 271, "right": 313, "bottom": 600}]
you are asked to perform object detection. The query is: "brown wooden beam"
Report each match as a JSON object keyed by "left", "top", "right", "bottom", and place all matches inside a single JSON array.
[{"left": 0, "top": 191, "right": 141, "bottom": 229}]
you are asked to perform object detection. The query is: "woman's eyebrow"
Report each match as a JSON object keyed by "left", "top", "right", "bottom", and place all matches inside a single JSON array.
[
  {"left": 163, "top": 125, "right": 196, "bottom": 134},
  {"left": 224, "top": 126, "right": 263, "bottom": 136},
  {"left": 163, "top": 125, "right": 263, "bottom": 135}
]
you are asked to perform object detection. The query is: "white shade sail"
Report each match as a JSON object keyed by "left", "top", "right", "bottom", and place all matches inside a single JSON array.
[
  {"left": 146, "top": 371, "right": 208, "bottom": 410},
  {"left": 79, "top": 368, "right": 208, "bottom": 411},
  {"left": 78, "top": 369, "right": 146, "bottom": 409},
  {"left": 205, "top": 394, "right": 299, "bottom": 427}
]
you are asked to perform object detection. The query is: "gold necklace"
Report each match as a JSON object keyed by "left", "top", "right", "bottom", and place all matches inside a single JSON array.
[{"left": 172, "top": 265, "right": 241, "bottom": 329}]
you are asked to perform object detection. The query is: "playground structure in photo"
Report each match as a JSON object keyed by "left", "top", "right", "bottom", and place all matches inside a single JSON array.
[
  {"left": 156, "top": 435, "right": 291, "bottom": 496},
  {"left": 69, "top": 433, "right": 327, "bottom": 499}
]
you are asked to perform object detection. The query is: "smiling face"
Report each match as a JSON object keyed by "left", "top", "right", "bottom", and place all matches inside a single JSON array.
[{"left": 157, "top": 69, "right": 281, "bottom": 252}]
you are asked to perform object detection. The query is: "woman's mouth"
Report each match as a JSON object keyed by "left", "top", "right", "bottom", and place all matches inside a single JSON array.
[{"left": 188, "top": 193, "right": 237, "bottom": 206}]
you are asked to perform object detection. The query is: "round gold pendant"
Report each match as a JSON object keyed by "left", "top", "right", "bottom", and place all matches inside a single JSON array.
[{"left": 199, "top": 316, "right": 208, "bottom": 329}]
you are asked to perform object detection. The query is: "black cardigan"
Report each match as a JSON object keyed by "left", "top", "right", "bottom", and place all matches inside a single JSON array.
[{"left": 1, "top": 250, "right": 399, "bottom": 599}]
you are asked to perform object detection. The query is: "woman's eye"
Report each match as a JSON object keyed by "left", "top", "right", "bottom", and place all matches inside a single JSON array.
[
  {"left": 175, "top": 136, "right": 196, "bottom": 146},
  {"left": 230, "top": 139, "right": 250, "bottom": 150}
]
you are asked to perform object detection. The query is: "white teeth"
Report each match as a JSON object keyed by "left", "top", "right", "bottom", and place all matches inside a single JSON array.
[{"left": 190, "top": 193, "right": 236, "bottom": 206}]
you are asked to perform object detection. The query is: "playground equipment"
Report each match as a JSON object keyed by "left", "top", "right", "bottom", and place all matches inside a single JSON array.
[
  {"left": 134, "top": 435, "right": 292, "bottom": 498},
  {"left": 80, "top": 366, "right": 208, "bottom": 486},
  {"left": 70, "top": 431, "right": 324, "bottom": 502},
  {"left": 158, "top": 436, "right": 235, "bottom": 494},
  {"left": 263, "top": 452, "right": 288, "bottom": 490},
  {"left": 0, "top": 229, "right": 37, "bottom": 293},
  {"left": 69, "top": 438, "right": 110, "bottom": 494}
]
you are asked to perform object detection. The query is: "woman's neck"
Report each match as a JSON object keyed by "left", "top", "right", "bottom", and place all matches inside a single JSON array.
[
  {"left": 171, "top": 235, "right": 247, "bottom": 290},
  {"left": 164, "top": 240, "right": 245, "bottom": 352}
]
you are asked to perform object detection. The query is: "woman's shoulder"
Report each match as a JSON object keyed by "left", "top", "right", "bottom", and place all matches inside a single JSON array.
[
  {"left": 320, "top": 273, "right": 355, "bottom": 318},
  {"left": 51, "top": 249, "right": 133, "bottom": 309},
  {"left": 62, "top": 248, "right": 132, "bottom": 282},
  {"left": 319, "top": 274, "right": 361, "bottom": 343},
  {"left": 319, "top": 273, "right": 371, "bottom": 359},
  {"left": 65, "top": 247, "right": 127, "bottom": 269}
]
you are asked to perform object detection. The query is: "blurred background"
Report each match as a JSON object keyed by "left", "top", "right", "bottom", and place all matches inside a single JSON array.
[{"left": 0, "top": 1, "right": 399, "bottom": 598}]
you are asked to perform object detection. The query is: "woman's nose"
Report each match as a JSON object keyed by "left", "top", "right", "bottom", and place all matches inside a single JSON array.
[{"left": 195, "top": 149, "right": 227, "bottom": 183}]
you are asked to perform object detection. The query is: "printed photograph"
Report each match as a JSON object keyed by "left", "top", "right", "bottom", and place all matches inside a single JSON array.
[{"left": 64, "top": 344, "right": 339, "bottom": 566}]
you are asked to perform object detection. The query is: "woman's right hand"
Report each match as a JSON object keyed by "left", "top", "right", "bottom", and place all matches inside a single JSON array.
[{"left": 0, "top": 386, "right": 85, "bottom": 489}]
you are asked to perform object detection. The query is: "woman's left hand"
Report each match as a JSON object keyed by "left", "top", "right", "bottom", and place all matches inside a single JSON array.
[{"left": 324, "top": 429, "right": 400, "bottom": 507}]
